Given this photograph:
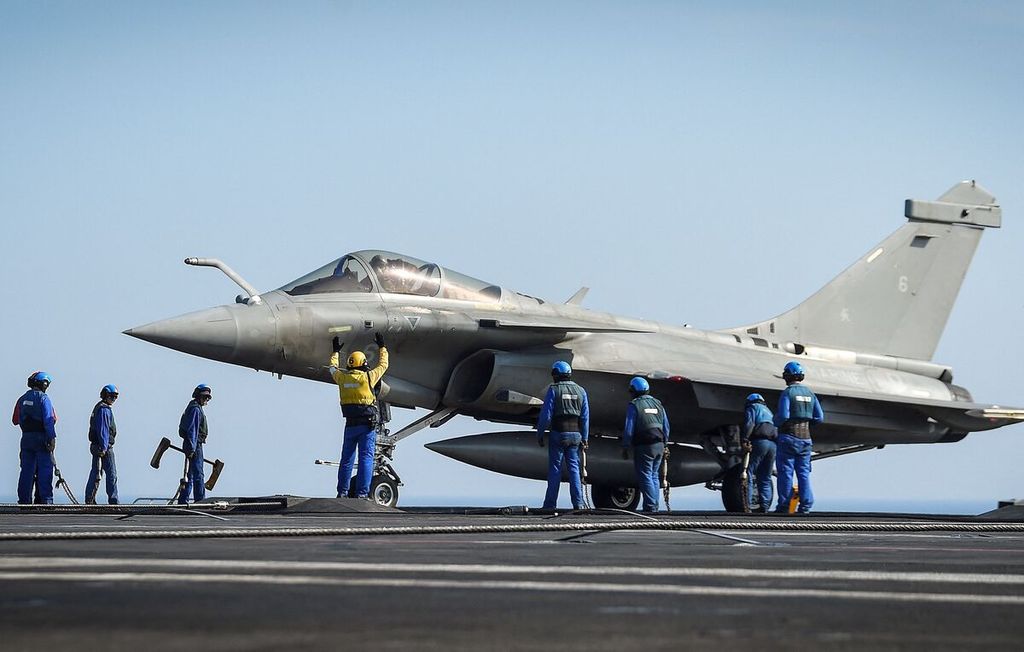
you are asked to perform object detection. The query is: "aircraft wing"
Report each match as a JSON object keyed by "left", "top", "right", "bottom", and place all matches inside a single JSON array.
[{"left": 572, "top": 358, "right": 1024, "bottom": 432}]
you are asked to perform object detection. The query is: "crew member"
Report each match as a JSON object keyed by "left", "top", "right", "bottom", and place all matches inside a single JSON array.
[
  {"left": 741, "top": 393, "right": 777, "bottom": 513},
  {"left": 85, "top": 384, "right": 120, "bottom": 505},
  {"left": 536, "top": 361, "right": 589, "bottom": 510},
  {"left": 178, "top": 384, "right": 212, "bottom": 504},
  {"left": 12, "top": 371, "right": 58, "bottom": 504},
  {"left": 774, "top": 361, "right": 823, "bottom": 514},
  {"left": 331, "top": 333, "right": 388, "bottom": 499},
  {"left": 621, "top": 377, "right": 670, "bottom": 513}
]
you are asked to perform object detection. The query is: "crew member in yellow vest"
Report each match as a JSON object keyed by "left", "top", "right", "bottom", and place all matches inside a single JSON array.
[{"left": 330, "top": 332, "right": 389, "bottom": 498}]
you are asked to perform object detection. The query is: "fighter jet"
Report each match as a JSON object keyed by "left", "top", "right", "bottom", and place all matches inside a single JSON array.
[{"left": 125, "top": 180, "right": 1023, "bottom": 509}]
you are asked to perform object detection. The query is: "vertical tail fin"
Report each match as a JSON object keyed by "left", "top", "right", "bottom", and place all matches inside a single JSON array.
[{"left": 732, "top": 181, "right": 1001, "bottom": 361}]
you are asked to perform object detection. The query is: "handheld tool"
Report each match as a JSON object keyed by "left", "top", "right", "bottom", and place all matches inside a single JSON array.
[
  {"left": 150, "top": 436, "right": 225, "bottom": 490},
  {"left": 660, "top": 446, "right": 671, "bottom": 511},
  {"left": 740, "top": 447, "right": 751, "bottom": 514},
  {"left": 50, "top": 453, "right": 79, "bottom": 504},
  {"left": 579, "top": 442, "right": 592, "bottom": 509}
]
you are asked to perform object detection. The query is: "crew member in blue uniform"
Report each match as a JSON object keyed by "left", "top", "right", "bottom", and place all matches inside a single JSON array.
[
  {"left": 773, "top": 362, "right": 824, "bottom": 514},
  {"left": 330, "top": 333, "right": 389, "bottom": 499},
  {"left": 178, "top": 384, "right": 212, "bottom": 504},
  {"left": 536, "top": 361, "right": 589, "bottom": 510},
  {"left": 85, "top": 384, "right": 120, "bottom": 504},
  {"left": 621, "top": 377, "right": 670, "bottom": 512},
  {"left": 11, "top": 371, "right": 58, "bottom": 504},
  {"left": 741, "top": 393, "right": 777, "bottom": 513}
]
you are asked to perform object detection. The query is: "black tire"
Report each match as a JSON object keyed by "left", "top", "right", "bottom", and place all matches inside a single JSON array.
[
  {"left": 591, "top": 484, "right": 640, "bottom": 511},
  {"left": 370, "top": 475, "right": 399, "bottom": 508},
  {"left": 721, "top": 465, "right": 746, "bottom": 513}
]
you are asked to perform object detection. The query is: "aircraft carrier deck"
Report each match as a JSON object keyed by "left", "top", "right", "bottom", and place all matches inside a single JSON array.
[{"left": 1, "top": 499, "right": 1022, "bottom": 651}]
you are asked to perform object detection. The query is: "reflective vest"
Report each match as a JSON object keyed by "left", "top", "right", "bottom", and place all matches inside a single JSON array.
[
  {"left": 549, "top": 380, "right": 584, "bottom": 432},
  {"left": 630, "top": 394, "right": 666, "bottom": 444},
  {"left": 784, "top": 384, "right": 816, "bottom": 421},
  {"left": 551, "top": 381, "right": 584, "bottom": 418},
  {"left": 88, "top": 401, "right": 117, "bottom": 446},
  {"left": 331, "top": 347, "right": 389, "bottom": 407}
]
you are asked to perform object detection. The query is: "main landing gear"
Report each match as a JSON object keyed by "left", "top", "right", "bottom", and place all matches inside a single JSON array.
[
  {"left": 590, "top": 485, "right": 641, "bottom": 511},
  {"left": 701, "top": 424, "right": 748, "bottom": 513}
]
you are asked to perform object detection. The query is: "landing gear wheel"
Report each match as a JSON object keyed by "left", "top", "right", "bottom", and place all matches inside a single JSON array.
[
  {"left": 370, "top": 475, "right": 399, "bottom": 508},
  {"left": 721, "top": 465, "right": 746, "bottom": 513},
  {"left": 591, "top": 485, "right": 640, "bottom": 511}
]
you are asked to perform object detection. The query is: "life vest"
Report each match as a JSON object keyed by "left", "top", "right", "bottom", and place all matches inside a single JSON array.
[
  {"left": 549, "top": 380, "right": 584, "bottom": 433},
  {"left": 630, "top": 394, "right": 666, "bottom": 445},
  {"left": 16, "top": 390, "right": 48, "bottom": 433},
  {"left": 780, "top": 384, "right": 816, "bottom": 438}
]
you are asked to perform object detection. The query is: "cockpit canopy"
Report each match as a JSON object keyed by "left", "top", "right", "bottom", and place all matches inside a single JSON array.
[{"left": 279, "top": 250, "right": 502, "bottom": 303}]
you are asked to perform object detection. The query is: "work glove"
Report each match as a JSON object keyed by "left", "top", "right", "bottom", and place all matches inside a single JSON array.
[
  {"left": 742, "top": 441, "right": 752, "bottom": 452},
  {"left": 332, "top": 336, "right": 344, "bottom": 353},
  {"left": 46, "top": 439, "right": 56, "bottom": 453},
  {"left": 621, "top": 448, "right": 629, "bottom": 460},
  {"left": 184, "top": 446, "right": 195, "bottom": 459},
  {"left": 580, "top": 440, "right": 588, "bottom": 451},
  {"left": 374, "top": 332, "right": 386, "bottom": 348},
  {"left": 98, "top": 448, "right": 107, "bottom": 458}
]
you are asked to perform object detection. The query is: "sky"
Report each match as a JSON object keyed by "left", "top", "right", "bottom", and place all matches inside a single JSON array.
[{"left": 1, "top": 1, "right": 1022, "bottom": 511}]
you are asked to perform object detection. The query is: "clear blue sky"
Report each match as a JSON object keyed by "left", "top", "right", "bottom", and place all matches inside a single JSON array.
[{"left": 2, "top": 1, "right": 1022, "bottom": 510}]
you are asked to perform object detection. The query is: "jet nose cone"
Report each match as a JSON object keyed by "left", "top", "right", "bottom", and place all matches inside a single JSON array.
[{"left": 125, "top": 306, "right": 238, "bottom": 361}]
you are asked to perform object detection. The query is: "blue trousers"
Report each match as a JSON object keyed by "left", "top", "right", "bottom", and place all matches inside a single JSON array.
[
  {"left": 85, "top": 447, "right": 119, "bottom": 504},
  {"left": 338, "top": 423, "right": 376, "bottom": 498},
  {"left": 178, "top": 442, "right": 205, "bottom": 504},
  {"left": 18, "top": 432, "right": 54, "bottom": 504},
  {"left": 747, "top": 439, "right": 776, "bottom": 512},
  {"left": 543, "top": 432, "right": 583, "bottom": 509},
  {"left": 632, "top": 442, "right": 664, "bottom": 512},
  {"left": 775, "top": 434, "right": 813, "bottom": 513}
]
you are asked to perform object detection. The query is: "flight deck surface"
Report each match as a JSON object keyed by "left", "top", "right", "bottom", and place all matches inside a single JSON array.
[{"left": 1, "top": 502, "right": 1022, "bottom": 651}]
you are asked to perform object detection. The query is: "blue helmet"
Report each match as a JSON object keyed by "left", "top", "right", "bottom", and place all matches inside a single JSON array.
[
  {"left": 551, "top": 361, "right": 572, "bottom": 377},
  {"left": 28, "top": 371, "right": 52, "bottom": 388},
  {"left": 629, "top": 377, "right": 650, "bottom": 394},
  {"left": 746, "top": 393, "right": 764, "bottom": 403},
  {"left": 101, "top": 384, "right": 119, "bottom": 398},
  {"left": 783, "top": 361, "right": 805, "bottom": 378},
  {"left": 192, "top": 383, "right": 213, "bottom": 399}
]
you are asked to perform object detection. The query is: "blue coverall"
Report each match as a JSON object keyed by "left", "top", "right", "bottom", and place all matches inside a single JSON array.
[
  {"left": 85, "top": 401, "right": 118, "bottom": 504},
  {"left": 742, "top": 402, "right": 776, "bottom": 512},
  {"left": 178, "top": 400, "right": 207, "bottom": 504},
  {"left": 12, "top": 389, "right": 57, "bottom": 504},
  {"left": 536, "top": 383, "right": 590, "bottom": 509},
  {"left": 774, "top": 384, "right": 824, "bottom": 513},
  {"left": 623, "top": 399, "right": 671, "bottom": 512},
  {"left": 337, "top": 422, "right": 375, "bottom": 498}
]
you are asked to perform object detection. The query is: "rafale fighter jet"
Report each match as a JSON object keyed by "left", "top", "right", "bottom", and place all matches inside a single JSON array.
[{"left": 126, "top": 181, "right": 1023, "bottom": 509}]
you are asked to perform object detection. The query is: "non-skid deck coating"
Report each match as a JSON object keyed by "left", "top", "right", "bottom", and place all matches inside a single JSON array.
[{"left": 1, "top": 503, "right": 1022, "bottom": 651}]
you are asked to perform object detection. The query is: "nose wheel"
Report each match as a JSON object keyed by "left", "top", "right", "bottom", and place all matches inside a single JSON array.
[{"left": 370, "top": 474, "right": 399, "bottom": 508}]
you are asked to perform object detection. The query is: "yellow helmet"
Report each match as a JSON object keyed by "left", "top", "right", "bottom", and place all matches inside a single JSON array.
[{"left": 347, "top": 351, "right": 367, "bottom": 368}]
